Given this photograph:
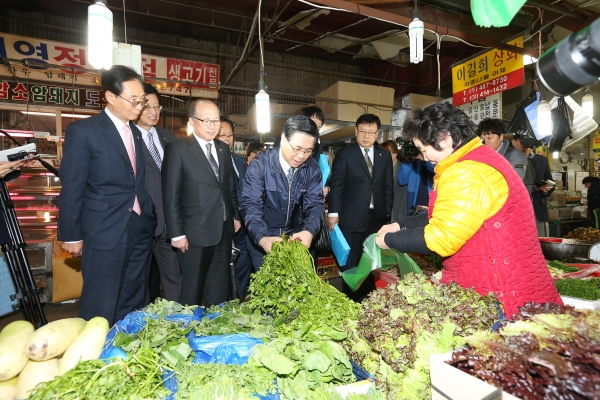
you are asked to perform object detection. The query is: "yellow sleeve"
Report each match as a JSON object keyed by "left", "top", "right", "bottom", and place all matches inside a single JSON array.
[{"left": 424, "top": 160, "right": 508, "bottom": 257}]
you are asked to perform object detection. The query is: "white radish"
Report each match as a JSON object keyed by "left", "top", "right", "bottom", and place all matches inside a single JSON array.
[
  {"left": 25, "top": 318, "right": 86, "bottom": 361},
  {"left": 59, "top": 316, "right": 109, "bottom": 375},
  {"left": 14, "top": 359, "right": 59, "bottom": 399},
  {"left": 0, "top": 377, "right": 17, "bottom": 400},
  {"left": 0, "top": 320, "right": 34, "bottom": 381}
]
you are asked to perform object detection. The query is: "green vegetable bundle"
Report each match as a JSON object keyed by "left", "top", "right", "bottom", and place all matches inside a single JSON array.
[
  {"left": 249, "top": 338, "right": 356, "bottom": 400},
  {"left": 174, "top": 362, "right": 276, "bottom": 400},
  {"left": 28, "top": 347, "right": 172, "bottom": 400},
  {"left": 555, "top": 277, "right": 600, "bottom": 300},
  {"left": 194, "top": 300, "right": 277, "bottom": 339},
  {"left": 246, "top": 239, "right": 360, "bottom": 340},
  {"left": 547, "top": 260, "right": 579, "bottom": 278},
  {"left": 344, "top": 274, "right": 499, "bottom": 399}
]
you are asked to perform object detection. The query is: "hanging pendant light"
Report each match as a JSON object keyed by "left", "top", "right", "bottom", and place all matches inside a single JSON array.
[
  {"left": 582, "top": 87, "right": 594, "bottom": 118},
  {"left": 88, "top": 0, "right": 113, "bottom": 70},
  {"left": 537, "top": 94, "right": 553, "bottom": 138},
  {"left": 409, "top": 1, "right": 424, "bottom": 64},
  {"left": 255, "top": 0, "right": 270, "bottom": 134}
]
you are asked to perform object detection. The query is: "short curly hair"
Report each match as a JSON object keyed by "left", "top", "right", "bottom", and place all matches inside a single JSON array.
[
  {"left": 476, "top": 118, "right": 505, "bottom": 137},
  {"left": 401, "top": 102, "right": 477, "bottom": 151}
]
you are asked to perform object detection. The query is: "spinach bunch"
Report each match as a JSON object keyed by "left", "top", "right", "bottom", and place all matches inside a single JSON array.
[{"left": 193, "top": 300, "right": 277, "bottom": 339}]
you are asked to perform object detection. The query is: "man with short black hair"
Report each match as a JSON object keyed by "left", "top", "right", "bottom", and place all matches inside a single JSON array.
[
  {"left": 246, "top": 142, "right": 264, "bottom": 165},
  {"left": 582, "top": 176, "right": 600, "bottom": 222},
  {"left": 328, "top": 114, "right": 393, "bottom": 300},
  {"left": 240, "top": 116, "right": 324, "bottom": 269},
  {"left": 58, "top": 65, "right": 157, "bottom": 325},
  {"left": 477, "top": 118, "right": 528, "bottom": 181}
]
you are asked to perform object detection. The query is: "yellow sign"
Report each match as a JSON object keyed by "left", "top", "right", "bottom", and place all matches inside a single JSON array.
[
  {"left": 452, "top": 37, "right": 524, "bottom": 94},
  {"left": 593, "top": 131, "right": 600, "bottom": 154}
]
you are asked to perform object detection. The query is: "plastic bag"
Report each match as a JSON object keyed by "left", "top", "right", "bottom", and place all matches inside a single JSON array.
[
  {"left": 548, "top": 97, "right": 573, "bottom": 152},
  {"left": 342, "top": 234, "right": 422, "bottom": 291},
  {"left": 507, "top": 91, "right": 544, "bottom": 146},
  {"left": 330, "top": 224, "right": 350, "bottom": 267},
  {"left": 187, "top": 332, "right": 264, "bottom": 365},
  {"left": 314, "top": 217, "right": 331, "bottom": 252},
  {"left": 100, "top": 310, "right": 158, "bottom": 360},
  {"left": 319, "top": 154, "right": 330, "bottom": 187}
]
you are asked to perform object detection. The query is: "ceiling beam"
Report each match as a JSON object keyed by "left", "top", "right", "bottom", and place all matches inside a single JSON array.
[{"left": 305, "top": 0, "right": 541, "bottom": 56}]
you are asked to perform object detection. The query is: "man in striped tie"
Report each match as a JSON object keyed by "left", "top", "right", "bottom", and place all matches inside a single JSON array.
[{"left": 135, "top": 83, "right": 181, "bottom": 302}]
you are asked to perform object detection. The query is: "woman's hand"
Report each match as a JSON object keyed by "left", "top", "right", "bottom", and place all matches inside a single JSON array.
[
  {"left": 375, "top": 233, "right": 389, "bottom": 249},
  {"left": 0, "top": 160, "right": 26, "bottom": 178}
]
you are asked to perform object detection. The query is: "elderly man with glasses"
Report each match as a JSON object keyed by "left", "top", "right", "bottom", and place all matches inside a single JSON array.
[
  {"left": 162, "top": 100, "right": 241, "bottom": 308},
  {"left": 327, "top": 113, "right": 393, "bottom": 302},
  {"left": 240, "top": 116, "right": 324, "bottom": 270},
  {"left": 58, "top": 65, "right": 157, "bottom": 325}
]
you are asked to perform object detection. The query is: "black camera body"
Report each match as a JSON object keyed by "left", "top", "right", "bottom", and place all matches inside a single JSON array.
[
  {"left": 7, "top": 150, "right": 37, "bottom": 162},
  {"left": 398, "top": 140, "right": 420, "bottom": 158}
]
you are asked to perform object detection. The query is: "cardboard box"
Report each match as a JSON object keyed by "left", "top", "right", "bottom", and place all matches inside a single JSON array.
[
  {"left": 430, "top": 352, "right": 521, "bottom": 400},
  {"left": 317, "top": 256, "right": 340, "bottom": 279},
  {"left": 548, "top": 209, "right": 560, "bottom": 220},
  {"left": 401, "top": 93, "right": 438, "bottom": 110},
  {"left": 228, "top": 114, "right": 250, "bottom": 135},
  {"left": 316, "top": 81, "right": 394, "bottom": 125},
  {"left": 549, "top": 192, "right": 567, "bottom": 207},
  {"left": 559, "top": 207, "right": 572, "bottom": 219},
  {"left": 554, "top": 181, "right": 563, "bottom": 190},
  {"left": 572, "top": 210, "right": 584, "bottom": 219}
]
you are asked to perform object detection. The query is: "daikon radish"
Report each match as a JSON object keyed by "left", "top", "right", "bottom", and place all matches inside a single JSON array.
[
  {"left": 0, "top": 377, "right": 17, "bottom": 400},
  {"left": 59, "top": 316, "right": 109, "bottom": 375},
  {"left": 25, "top": 318, "right": 86, "bottom": 361},
  {"left": 14, "top": 359, "right": 59, "bottom": 399},
  {"left": 0, "top": 320, "right": 34, "bottom": 381}
]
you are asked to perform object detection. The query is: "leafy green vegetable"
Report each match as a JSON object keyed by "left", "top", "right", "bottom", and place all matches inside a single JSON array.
[
  {"left": 555, "top": 277, "right": 600, "bottom": 300},
  {"left": 246, "top": 239, "right": 360, "bottom": 341},
  {"left": 144, "top": 297, "right": 196, "bottom": 317},
  {"left": 344, "top": 273, "right": 499, "bottom": 399},
  {"left": 193, "top": 300, "right": 277, "bottom": 339},
  {"left": 28, "top": 348, "right": 172, "bottom": 400},
  {"left": 174, "top": 362, "right": 276, "bottom": 400}
]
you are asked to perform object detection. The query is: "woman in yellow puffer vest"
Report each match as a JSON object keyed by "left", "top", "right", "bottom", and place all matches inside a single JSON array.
[{"left": 376, "top": 103, "right": 561, "bottom": 318}]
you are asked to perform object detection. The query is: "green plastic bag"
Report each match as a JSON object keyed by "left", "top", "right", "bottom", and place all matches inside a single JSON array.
[
  {"left": 471, "top": 0, "right": 526, "bottom": 28},
  {"left": 342, "top": 234, "right": 422, "bottom": 292}
]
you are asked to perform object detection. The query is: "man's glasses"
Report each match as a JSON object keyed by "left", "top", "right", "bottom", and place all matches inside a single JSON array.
[
  {"left": 287, "top": 140, "right": 313, "bottom": 157},
  {"left": 118, "top": 95, "right": 148, "bottom": 108},
  {"left": 192, "top": 117, "right": 221, "bottom": 127},
  {"left": 144, "top": 105, "right": 163, "bottom": 112},
  {"left": 357, "top": 130, "right": 378, "bottom": 136}
]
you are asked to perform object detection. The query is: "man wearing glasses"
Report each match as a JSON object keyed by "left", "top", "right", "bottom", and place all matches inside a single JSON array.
[
  {"left": 58, "top": 65, "right": 157, "bottom": 325},
  {"left": 162, "top": 100, "right": 241, "bottom": 308},
  {"left": 135, "top": 83, "right": 181, "bottom": 302},
  {"left": 240, "top": 116, "right": 324, "bottom": 270},
  {"left": 327, "top": 114, "right": 393, "bottom": 301}
]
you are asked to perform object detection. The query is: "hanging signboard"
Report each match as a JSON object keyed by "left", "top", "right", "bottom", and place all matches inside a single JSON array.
[
  {"left": 0, "top": 79, "right": 105, "bottom": 109},
  {"left": 457, "top": 92, "right": 502, "bottom": 125},
  {"left": 452, "top": 37, "right": 524, "bottom": 107},
  {"left": 0, "top": 33, "right": 219, "bottom": 99}
]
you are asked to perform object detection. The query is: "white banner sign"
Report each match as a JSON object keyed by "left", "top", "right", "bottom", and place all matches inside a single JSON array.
[{"left": 458, "top": 92, "right": 502, "bottom": 125}]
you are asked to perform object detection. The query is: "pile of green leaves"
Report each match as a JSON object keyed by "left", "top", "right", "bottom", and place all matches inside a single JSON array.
[
  {"left": 249, "top": 338, "right": 356, "bottom": 400},
  {"left": 547, "top": 260, "right": 579, "bottom": 278},
  {"left": 114, "top": 317, "right": 194, "bottom": 370},
  {"left": 246, "top": 239, "right": 360, "bottom": 340},
  {"left": 449, "top": 304, "right": 600, "bottom": 400},
  {"left": 174, "top": 362, "right": 276, "bottom": 400},
  {"left": 193, "top": 300, "right": 277, "bottom": 339},
  {"left": 144, "top": 298, "right": 196, "bottom": 317},
  {"left": 29, "top": 347, "right": 172, "bottom": 400},
  {"left": 344, "top": 273, "right": 499, "bottom": 399},
  {"left": 555, "top": 277, "right": 600, "bottom": 300}
]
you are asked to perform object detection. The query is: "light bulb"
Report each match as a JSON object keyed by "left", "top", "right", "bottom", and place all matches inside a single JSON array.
[
  {"left": 582, "top": 89, "right": 593, "bottom": 118},
  {"left": 536, "top": 99, "right": 553, "bottom": 138},
  {"left": 409, "top": 18, "right": 424, "bottom": 64},
  {"left": 88, "top": 0, "right": 113, "bottom": 70},
  {"left": 552, "top": 151, "right": 559, "bottom": 159},
  {"left": 255, "top": 89, "right": 270, "bottom": 134},
  {"left": 523, "top": 55, "right": 537, "bottom": 65},
  {"left": 43, "top": 212, "right": 50, "bottom": 222}
]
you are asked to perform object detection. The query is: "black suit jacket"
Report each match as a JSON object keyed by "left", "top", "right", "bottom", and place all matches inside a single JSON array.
[
  {"left": 328, "top": 142, "right": 394, "bottom": 229},
  {"left": 58, "top": 110, "right": 157, "bottom": 250},
  {"left": 162, "top": 135, "right": 240, "bottom": 248},
  {"left": 140, "top": 126, "right": 177, "bottom": 237}
]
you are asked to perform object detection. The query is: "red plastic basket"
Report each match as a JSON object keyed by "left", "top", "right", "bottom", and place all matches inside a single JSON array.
[{"left": 372, "top": 270, "right": 400, "bottom": 289}]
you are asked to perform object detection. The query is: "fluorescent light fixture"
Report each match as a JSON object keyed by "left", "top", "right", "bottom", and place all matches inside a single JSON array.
[
  {"left": 21, "top": 111, "right": 91, "bottom": 119},
  {"left": 0, "top": 130, "right": 34, "bottom": 137},
  {"left": 264, "top": 142, "right": 274, "bottom": 145},
  {"left": 409, "top": 9, "right": 424, "bottom": 64},
  {"left": 255, "top": 89, "right": 270, "bottom": 133},
  {"left": 523, "top": 55, "right": 537, "bottom": 65},
  {"left": 582, "top": 87, "right": 593, "bottom": 118},
  {"left": 552, "top": 151, "right": 559, "bottom": 159},
  {"left": 88, "top": 0, "right": 113, "bottom": 70}
]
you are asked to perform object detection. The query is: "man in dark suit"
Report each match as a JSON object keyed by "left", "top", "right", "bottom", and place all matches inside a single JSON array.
[
  {"left": 58, "top": 65, "right": 157, "bottom": 325},
  {"left": 327, "top": 114, "right": 393, "bottom": 300},
  {"left": 217, "top": 116, "right": 252, "bottom": 299},
  {"left": 135, "top": 83, "right": 181, "bottom": 302},
  {"left": 162, "top": 100, "right": 241, "bottom": 307}
]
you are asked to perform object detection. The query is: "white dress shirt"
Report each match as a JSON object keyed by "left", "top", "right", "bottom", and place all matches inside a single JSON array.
[
  {"left": 329, "top": 145, "right": 374, "bottom": 218},
  {"left": 279, "top": 148, "right": 294, "bottom": 177},
  {"left": 136, "top": 125, "right": 164, "bottom": 160},
  {"left": 171, "top": 133, "right": 219, "bottom": 241}
]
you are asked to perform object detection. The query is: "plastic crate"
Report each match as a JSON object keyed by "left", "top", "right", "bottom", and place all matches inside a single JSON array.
[{"left": 372, "top": 270, "right": 400, "bottom": 289}]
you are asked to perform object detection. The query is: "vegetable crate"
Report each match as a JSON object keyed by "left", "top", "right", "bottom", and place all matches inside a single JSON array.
[
  {"left": 372, "top": 270, "right": 399, "bottom": 289},
  {"left": 563, "top": 264, "right": 600, "bottom": 278}
]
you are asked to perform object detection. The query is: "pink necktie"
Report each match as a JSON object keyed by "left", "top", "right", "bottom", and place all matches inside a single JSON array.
[{"left": 123, "top": 124, "right": 141, "bottom": 215}]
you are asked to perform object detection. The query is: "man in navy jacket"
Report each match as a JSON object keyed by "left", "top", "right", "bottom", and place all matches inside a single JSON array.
[
  {"left": 240, "top": 116, "right": 324, "bottom": 269},
  {"left": 58, "top": 65, "right": 157, "bottom": 325}
]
